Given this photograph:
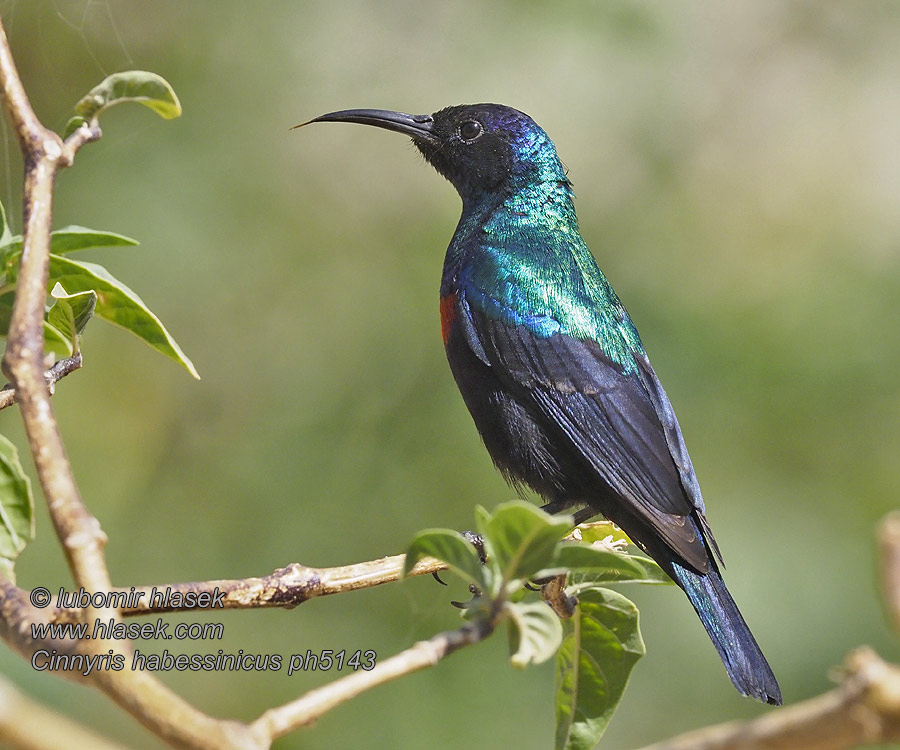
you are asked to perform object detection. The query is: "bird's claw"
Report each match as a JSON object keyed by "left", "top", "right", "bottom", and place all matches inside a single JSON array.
[{"left": 450, "top": 583, "right": 482, "bottom": 609}]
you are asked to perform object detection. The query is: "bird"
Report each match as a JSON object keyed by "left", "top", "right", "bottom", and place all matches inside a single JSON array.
[{"left": 301, "top": 104, "right": 781, "bottom": 705}]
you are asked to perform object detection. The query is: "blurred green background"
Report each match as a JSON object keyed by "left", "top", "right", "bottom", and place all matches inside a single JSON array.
[{"left": 1, "top": 1, "right": 899, "bottom": 748}]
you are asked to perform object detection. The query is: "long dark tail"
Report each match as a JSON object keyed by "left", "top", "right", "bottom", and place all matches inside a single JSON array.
[{"left": 668, "top": 561, "right": 782, "bottom": 705}]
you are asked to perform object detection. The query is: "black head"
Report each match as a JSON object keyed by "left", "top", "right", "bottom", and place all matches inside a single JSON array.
[{"left": 300, "top": 104, "right": 565, "bottom": 204}]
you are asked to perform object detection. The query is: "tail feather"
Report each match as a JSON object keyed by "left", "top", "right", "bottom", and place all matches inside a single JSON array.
[{"left": 669, "top": 561, "right": 782, "bottom": 706}]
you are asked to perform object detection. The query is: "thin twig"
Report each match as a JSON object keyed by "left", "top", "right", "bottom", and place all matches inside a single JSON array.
[
  {"left": 0, "top": 352, "right": 83, "bottom": 410},
  {"left": 61, "top": 121, "right": 102, "bottom": 164},
  {"left": 0, "top": 573, "right": 258, "bottom": 750},
  {"left": 252, "top": 617, "right": 495, "bottom": 742}
]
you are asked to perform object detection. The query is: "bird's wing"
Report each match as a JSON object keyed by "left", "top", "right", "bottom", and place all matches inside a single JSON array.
[{"left": 455, "top": 290, "right": 716, "bottom": 571}]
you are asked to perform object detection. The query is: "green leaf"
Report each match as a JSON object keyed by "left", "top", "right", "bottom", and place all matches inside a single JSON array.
[
  {"left": 404, "top": 529, "right": 487, "bottom": 590},
  {"left": 0, "top": 434, "right": 35, "bottom": 583},
  {"left": 555, "top": 588, "right": 645, "bottom": 750},
  {"left": 478, "top": 501, "right": 573, "bottom": 585},
  {"left": 50, "top": 226, "right": 139, "bottom": 255},
  {"left": 567, "top": 555, "right": 672, "bottom": 589},
  {"left": 541, "top": 542, "right": 648, "bottom": 578},
  {"left": 0, "top": 227, "right": 139, "bottom": 259},
  {"left": 1, "top": 252, "right": 196, "bottom": 376},
  {"left": 563, "top": 523, "right": 671, "bottom": 584},
  {"left": 74, "top": 71, "right": 182, "bottom": 121},
  {"left": 41, "top": 255, "right": 199, "bottom": 378},
  {"left": 48, "top": 283, "right": 97, "bottom": 351},
  {"left": 507, "top": 601, "right": 564, "bottom": 668},
  {"left": 472, "top": 504, "right": 500, "bottom": 590}
]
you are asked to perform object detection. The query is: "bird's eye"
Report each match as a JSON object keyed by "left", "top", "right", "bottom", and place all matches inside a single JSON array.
[{"left": 459, "top": 120, "right": 483, "bottom": 142}]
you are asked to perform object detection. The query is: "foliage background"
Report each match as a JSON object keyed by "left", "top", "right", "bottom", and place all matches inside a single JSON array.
[{"left": 0, "top": 1, "right": 898, "bottom": 748}]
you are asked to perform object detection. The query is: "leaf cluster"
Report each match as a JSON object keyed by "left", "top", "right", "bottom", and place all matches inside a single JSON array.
[
  {"left": 404, "top": 500, "right": 671, "bottom": 749},
  {"left": 0, "top": 70, "right": 194, "bottom": 584},
  {"left": 0, "top": 202, "right": 197, "bottom": 377}
]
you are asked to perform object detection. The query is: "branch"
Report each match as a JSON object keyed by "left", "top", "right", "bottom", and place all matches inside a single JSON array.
[
  {"left": 0, "top": 14, "right": 109, "bottom": 605},
  {"left": 61, "top": 120, "right": 102, "bottom": 164},
  {"left": 43, "top": 523, "right": 602, "bottom": 621},
  {"left": 45, "top": 554, "right": 449, "bottom": 622},
  {"left": 0, "top": 353, "right": 83, "bottom": 410},
  {"left": 635, "top": 648, "right": 900, "bottom": 750}
]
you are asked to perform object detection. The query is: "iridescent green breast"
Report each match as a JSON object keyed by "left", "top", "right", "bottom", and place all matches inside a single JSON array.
[{"left": 449, "top": 181, "right": 645, "bottom": 373}]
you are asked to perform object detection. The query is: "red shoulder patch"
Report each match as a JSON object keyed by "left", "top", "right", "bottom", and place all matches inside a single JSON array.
[{"left": 439, "top": 293, "right": 457, "bottom": 345}]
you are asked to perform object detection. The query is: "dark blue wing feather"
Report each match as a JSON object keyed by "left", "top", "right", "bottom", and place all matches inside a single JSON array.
[{"left": 457, "top": 291, "right": 717, "bottom": 571}]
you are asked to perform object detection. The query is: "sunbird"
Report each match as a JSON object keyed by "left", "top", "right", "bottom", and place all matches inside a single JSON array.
[{"left": 302, "top": 104, "right": 781, "bottom": 705}]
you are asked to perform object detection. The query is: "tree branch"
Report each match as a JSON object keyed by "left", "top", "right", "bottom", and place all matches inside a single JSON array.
[
  {"left": 635, "top": 648, "right": 900, "bottom": 750},
  {"left": 634, "top": 513, "right": 900, "bottom": 749}
]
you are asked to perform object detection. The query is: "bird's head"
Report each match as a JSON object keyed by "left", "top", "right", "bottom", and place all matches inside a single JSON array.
[{"left": 300, "top": 104, "right": 567, "bottom": 206}]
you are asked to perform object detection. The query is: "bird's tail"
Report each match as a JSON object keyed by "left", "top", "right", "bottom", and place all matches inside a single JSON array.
[{"left": 668, "top": 561, "right": 782, "bottom": 705}]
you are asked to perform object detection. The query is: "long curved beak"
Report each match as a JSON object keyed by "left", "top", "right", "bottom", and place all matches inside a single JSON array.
[{"left": 294, "top": 108, "right": 438, "bottom": 144}]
